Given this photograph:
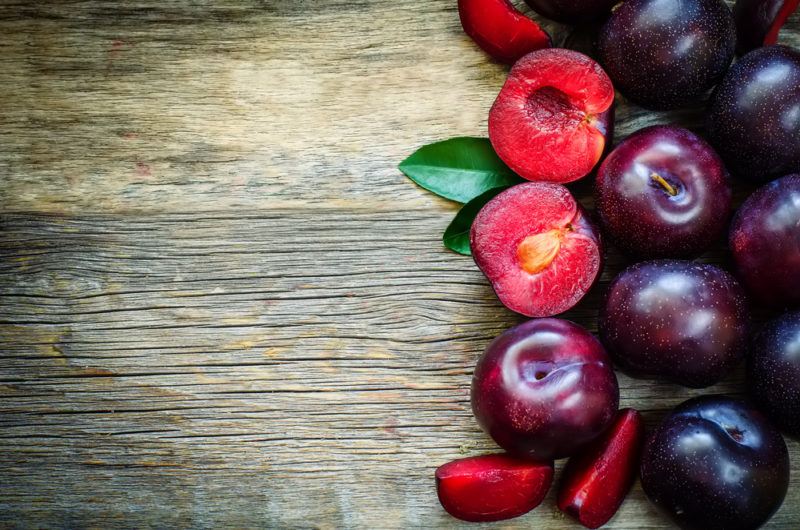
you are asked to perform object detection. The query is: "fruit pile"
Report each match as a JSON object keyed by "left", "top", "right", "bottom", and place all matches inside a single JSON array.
[{"left": 399, "top": 0, "right": 800, "bottom": 528}]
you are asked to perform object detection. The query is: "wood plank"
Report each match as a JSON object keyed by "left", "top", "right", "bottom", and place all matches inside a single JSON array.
[{"left": 1, "top": 0, "right": 799, "bottom": 527}]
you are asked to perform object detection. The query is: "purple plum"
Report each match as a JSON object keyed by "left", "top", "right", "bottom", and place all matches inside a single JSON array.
[
  {"left": 471, "top": 318, "right": 619, "bottom": 460},
  {"left": 597, "top": 0, "right": 735, "bottom": 110},
  {"left": 730, "top": 174, "right": 800, "bottom": 309},
  {"left": 599, "top": 260, "right": 750, "bottom": 388},
  {"left": 596, "top": 125, "right": 732, "bottom": 258},
  {"left": 707, "top": 46, "right": 800, "bottom": 182},
  {"left": 749, "top": 311, "right": 800, "bottom": 436},
  {"left": 641, "top": 395, "right": 790, "bottom": 530}
]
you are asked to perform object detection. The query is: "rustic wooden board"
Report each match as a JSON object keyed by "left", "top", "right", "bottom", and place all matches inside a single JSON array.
[{"left": 1, "top": 1, "right": 798, "bottom": 528}]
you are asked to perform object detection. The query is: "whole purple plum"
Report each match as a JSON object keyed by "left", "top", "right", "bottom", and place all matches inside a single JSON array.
[
  {"left": 596, "top": 125, "right": 732, "bottom": 258},
  {"left": 730, "top": 174, "right": 800, "bottom": 309},
  {"left": 597, "top": 0, "right": 735, "bottom": 110},
  {"left": 708, "top": 46, "right": 800, "bottom": 182},
  {"left": 524, "top": 0, "right": 616, "bottom": 24},
  {"left": 641, "top": 395, "right": 789, "bottom": 530},
  {"left": 471, "top": 318, "right": 619, "bottom": 460},
  {"left": 749, "top": 311, "right": 800, "bottom": 435},
  {"left": 599, "top": 260, "right": 750, "bottom": 388}
]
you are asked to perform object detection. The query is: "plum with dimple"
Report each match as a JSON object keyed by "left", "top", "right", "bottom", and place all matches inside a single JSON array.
[
  {"left": 471, "top": 318, "right": 619, "bottom": 461},
  {"left": 470, "top": 182, "right": 603, "bottom": 317},
  {"left": 641, "top": 396, "right": 789, "bottom": 530}
]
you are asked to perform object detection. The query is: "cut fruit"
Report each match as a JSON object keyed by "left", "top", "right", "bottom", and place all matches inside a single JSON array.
[
  {"left": 734, "top": 0, "right": 800, "bottom": 54},
  {"left": 557, "top": 409, "right": 644, "bottom": 529},
  {"left": 470, "top": 182, "right": 603, "bottom": 317},
  {"left": 435, "top": 453, "right": 554, "bottom": 522},
  {"left": 458, "top": 0, "right": 551, "bottom": 65},
  {"left": 489, "top": 48, "right": 615, "bottom": 183}
]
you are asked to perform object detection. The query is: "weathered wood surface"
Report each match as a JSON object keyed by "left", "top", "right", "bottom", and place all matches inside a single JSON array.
[{"left": 0, "top": 1, "right": 798, "bottom": 528}]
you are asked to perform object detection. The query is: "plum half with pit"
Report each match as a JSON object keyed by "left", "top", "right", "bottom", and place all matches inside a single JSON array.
[
  {"left": 595, "top": 125, "right": 732, "bottom": 258},
  {"left": 708, "top": 46, "right": 800, "bottom": 182},
  {"left": 471, "top": 318, "right": 619, "bottom": 461},
  {"left": 471, "top": 183, "right": 603, "bottom": 317},
  {"left": 730, "top": 174, "right": 800, "bottom": 309},
  {"left": 600, "top": 260, "right": 750, "bottom": 388},
  {"left": 749, "top": 311, "right": 800, "bottom": 435},
  {"left": 734, "top": 0, "right": 799, "bottom": 54},
  {"left": 458, "top": 0, "right": 551, "bottom": 65},
  {"left": 641, "top": 395, "right": 790, "bottom": 530},
  {"left": 597, "top": 0, "right": 736, "bottom": 110},
  {"left": 489, "top": 48, "right": 614, "bottom": 183}
]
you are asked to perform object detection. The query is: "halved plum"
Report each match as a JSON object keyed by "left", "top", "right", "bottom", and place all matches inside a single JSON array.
[
  {"left": 435, "top": 454, "right": 554, "bottom": 522},
  {"left": 489, "top": 48, "right": 615, "bottom": 183},
  {"left": 558, "top": 409, "right": 645, "bottom": 529},
  {"left": 470, "top": 182, "right": 602, "bottom": 317},
  {"left": 734, "top": 0, "right": 800, "bottom": 54},
  {"left": 458, "top": 0, "right": 552, "bottom": 64}
]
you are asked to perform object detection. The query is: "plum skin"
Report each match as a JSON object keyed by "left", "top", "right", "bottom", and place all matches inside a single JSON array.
[
  {"left": 471, "top": 318, "right": 619, "bottom": 461},
  {"left": 749, "top": 312, "right": 800, "bottom": 435},
  {"left": 729, "top": 174, "right": 800, "bottom": 309},
  {"left": 708, "top": 46, "right": 800, "bottom": 182},
  {"left": 640, "top": 395, "right": 790, "bottom": 530},
  {"left": 595, "top": 125, "right": 732, "bottom": 258},
  {"left": 733, "top": 0, "right": 800, "bottom": 54},
  {"left": 599, "top": 260, "right": 750, "bottom": 388},
  {"left": 597, "top": 0, "right": 736, "bottom": 110}
]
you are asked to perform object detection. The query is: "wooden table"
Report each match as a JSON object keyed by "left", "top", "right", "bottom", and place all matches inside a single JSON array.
[{"left": 1, "top": 1, "right": 798, "bottom": 527}]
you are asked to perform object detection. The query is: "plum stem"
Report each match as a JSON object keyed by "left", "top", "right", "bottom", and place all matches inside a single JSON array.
[{"left": 651, "top": 173, "right": 677, "bottom": 196}]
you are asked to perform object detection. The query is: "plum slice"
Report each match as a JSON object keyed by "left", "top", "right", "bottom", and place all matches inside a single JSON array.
[
  {"left": 558, "top": 409, "right": 644, "bottom": 529},
  {"left": 470, "top": 182, "right": 602, "bottom": 317},
  {"left": 734, "top": 0, "right": 800, "bottom": 54},
  {"left": 458, "top": 0, "right": 551, "bottom": 65},
  {"left": 435, "top": 453, "right": 554, "bottom": 522},
  {"left": 489, "top": 48, "right": 614, "bottom": 183}
]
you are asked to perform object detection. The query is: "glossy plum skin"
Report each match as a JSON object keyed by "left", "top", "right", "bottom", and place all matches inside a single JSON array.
[
  {"left": 733, "top": 0, "right": 800, "bottom": 54},
  {"left": 597, "top": 0, "right": 735, "bottom": 110},
  {"left": 730, "top": 175, "right": 800, "bottom": 309},
  {"left": 641, "top": 396, "right": 790, "bottom": 530},
  {"left": 600, "top": 260, "right": 750, "bottom": 388},
  {"left": 472, "top": 318, "right": 619, "bottom": 461},
  {"left": 524, "top": 0, "right": 617, "bottom": 24},
  {"left": 708, "top": 46, "right": 800, "bottom": 182},
  {"left": 596, "top": 125, "right": 732, "bottom": 258},
  {"left": 749, "top": 312, "right": 800, "bottom": 435}
]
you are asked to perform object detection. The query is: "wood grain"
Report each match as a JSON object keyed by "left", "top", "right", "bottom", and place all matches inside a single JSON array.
[{"left": 1, "top": 1, "right": 799, "bottom": 528}]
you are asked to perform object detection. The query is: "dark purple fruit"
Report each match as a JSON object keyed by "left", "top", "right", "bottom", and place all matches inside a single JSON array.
[
  {"left": 641, "top": 395, "right": 790, "bottom": 530},
  {"left": 524, "top": 0, "right": 617, "bottom": 24},
  {"left": 599, "top": 260, "right": 750, "bottom": 388},
  {"left": 472, "top": 318, "right": 619, "bottom": 460},
  {"left": 707, "top": 46, "right": 800, "bottom": 182},
  {"left": 749, "top": 311, "right": 800, "bottom": 435},
  {"left": 597, "top": 0, "right": 735, "bottom": 110},
  {"left": 730, "top": 174, "right": 800, "bottom": 309},
  {"left": 596, "top": 125, "right": 732, "bottom": 258}
]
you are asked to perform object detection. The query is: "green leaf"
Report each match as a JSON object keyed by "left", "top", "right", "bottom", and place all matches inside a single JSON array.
[
  {"left": 443, "top": 186, "right": 510, "bottom": 255},
  {"left": 399, "top": 137, "right": 524, "bottom": 203}
]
